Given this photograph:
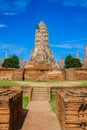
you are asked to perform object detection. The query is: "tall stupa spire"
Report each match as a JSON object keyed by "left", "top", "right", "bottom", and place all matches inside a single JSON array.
[
  {"left": 76, "top": 51, "right": 79, "bottom": 59},
  {"left": 25, "top": 21, "right": 59, "bottom": 70},
  {"left": 30, "top": 21, "right": 54, "bottom": 63},
  {"left": 5, "top": 50, "right": 8, "bottom": 59},
  {"left": 35, "top": 21, "right": 49, "bottom": 46},
  {"left": 85, "top": 45, "right": 87, "bottom": 57},
  {"left": 82, "top": 45, "right": 87, "bottom": 68}
]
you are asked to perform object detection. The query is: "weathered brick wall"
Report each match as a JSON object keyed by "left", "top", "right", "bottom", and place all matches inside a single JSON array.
[
  {"left": 0, "top": 68, "right": 14, "bottom": 80},
  {"left": 75, "top": 69, "right": 87, "bottom": 80},
  {"left": 65, "top": 68, "right": 87, "bottom": 80},
  {"left": 24, "top": 69, "right": 64, "bottom": 80},
  {"left": 0, "top": 86, "right": 32, "bottom": 100},
  {"left": 65, "top": 68, "right": 76, "bottom": 81},
  {"left": 56, "top": 88, "right": 87, "bottom": 130},
  {"left": 0, "top": 68, "right": 87, "bottom": 81},
  {"left": 0, "top": 68, "right": 24, "bottom": 81},
  {"left": 12, "top": 69, "right": 24, "bottom": 81},
  {"left": 47, "top": 70, "right": 64, "bottom": 80},
  {"left": 0, "top": 89, "right": 23, "bottom": 130}
]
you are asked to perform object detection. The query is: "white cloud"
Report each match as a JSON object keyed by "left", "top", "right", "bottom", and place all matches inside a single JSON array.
[
  {"left": 0, "top": 24, "right": 8, "bottom": 28},
  {"left": 51, "top": 44, "right": 73, "bottom": 49},
  {"left": 51, "top": 39, "right": 87, "bottom": 50},
  {"left": 74, "top": 13, "right": 87, "bottom": 23},
  {"left": 49, "top": 0, "right": 87, "bottom": 8},
  {"left": 0, "top": 0, "right": 31, "bottom": 14},
  {"left": 3, "top": 12, "right": 16, "bottom": 15},
  {"left": 0, "top": 43, "right": 27, "bottom": 55}
]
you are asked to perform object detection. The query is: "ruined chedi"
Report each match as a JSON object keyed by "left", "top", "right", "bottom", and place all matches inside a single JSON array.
[
  {"left": 76, "top": 51, "right": 79, "bottom": 59},
  {"left": 82, "top": 45, "right": 87, "bottom": 68},
  {"left": 25, "top": 21, "right": 59, "bottom": 70}
]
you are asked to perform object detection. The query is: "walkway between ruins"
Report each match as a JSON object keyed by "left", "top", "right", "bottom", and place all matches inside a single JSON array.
[
  {"left": 16, "top": 81, "right": 80, "bottom": 87},
  {"left": 22, "top": 101, "right": 61, "bottom": 130}
]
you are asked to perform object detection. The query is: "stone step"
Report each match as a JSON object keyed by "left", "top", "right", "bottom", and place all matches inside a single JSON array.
[
  {"left": 33, "top": 89, "right": 49, "bottom": 91},
  {"left": 32, "top": 95, "right": 49, "bottom": 98},
  {"left": 32, "top": 95, "right": 48, "bottom": 97},
  {"left": 32, "top": 95, "right": 49, "bottom": 97},
  {"left": 33, "top": 95, "right": 48, "bottom": 97},
  {"left": 32, "top": 96, "right": 49, "bottom": 99},
  {"left": 33, "top": 94, "right": 48, "bottom": 96},
  {"left": 33, "top": 88, "right": 49, "bottom": 91},
  {"left": 31, "top": 87, "right": 50, "bottom": 101},
  {"left": 33, "top": 87, "right": 49, "bottom": 89},
  {"left": 32, "top": 96, "right": 49, "bottom": 98},
  {"left": 33, "top": 91, "right": 48, "bottom": 93},
  {"left": 32, "top": 98, "right": 49, "bottom": 100},
  {"left": 32, "top": 99, "right": 49, "bottom": 101},
  {"left": 32, "top": 92, "right": 49, "bottom": 95},
  {"left": 33, "top": 91, "right": 49, "bottom": 93},
  {"left": 32, "top": 89, "right": 49, "bottom": 91}
]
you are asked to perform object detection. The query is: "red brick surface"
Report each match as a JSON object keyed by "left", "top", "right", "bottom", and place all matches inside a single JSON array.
[
  {"left": 24, "top": 69, "right": 64, "bottom": 80},
  {"left": 65, "top": 68, "right": 87, "bottom": 80},
  {"left": 0, "top": 68, "right": 24, "bottom": 81},
  {"left": 0, "top": 89, "right": 23, "bottom": 130},
  {"left": 0, "top": 68, "right": 87, "bottom": 81},
  {"left": 56, "top": 88, "right": 87, "bottom": 130}
]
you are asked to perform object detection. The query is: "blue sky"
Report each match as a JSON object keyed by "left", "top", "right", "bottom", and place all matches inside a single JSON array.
[{"left": 0, "top": 0, "right": 87, "bottom": 62}]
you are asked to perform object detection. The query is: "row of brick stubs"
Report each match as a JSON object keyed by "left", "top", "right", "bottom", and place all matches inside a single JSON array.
[
  {"left": 56, "top": 88, "right": 87, "bottom": 130},
  {"left": 0, "top": 89, "right": 23, "bottom": 130}
]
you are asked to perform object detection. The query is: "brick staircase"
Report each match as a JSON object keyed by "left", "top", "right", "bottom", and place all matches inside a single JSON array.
[{"left": 31, "top": 86, "right": 50, "bottom": 101}]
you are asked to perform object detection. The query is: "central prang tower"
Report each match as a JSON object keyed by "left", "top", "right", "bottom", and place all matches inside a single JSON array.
[
  {"left": 25, "top": 21, "right": 59, "bottom": 70},
  {"left": 30, "top": 21, "right": 54, "bottom": 63}
]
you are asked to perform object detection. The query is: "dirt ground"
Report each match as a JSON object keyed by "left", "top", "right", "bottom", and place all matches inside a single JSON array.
[{"left": 15, "top": 81, "right": 81, "bottom": 87}]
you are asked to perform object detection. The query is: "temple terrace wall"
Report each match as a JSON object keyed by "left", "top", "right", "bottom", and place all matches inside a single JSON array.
[
  {"left": 0, "top": 68, "right": 24, "bottom": 81},
  {"left": 24, "top": 69, "right": 64, "bottom": 80},
  {"left": 65, "top": 68, "right": 87, "bottom": 81},
  {"left": 0, "top": 68, "right": 87, "bottom": 81}
]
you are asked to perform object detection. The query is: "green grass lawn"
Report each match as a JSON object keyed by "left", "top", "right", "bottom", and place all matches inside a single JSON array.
[
  {"left": 80, "top": 80, "right": 87, "bottom": 86},
  {"left": 23, "top": 97, "right": 29, "bottom": 109},
  {"left": 0, "top": 80, "right": 19, "bottom": 86},
  {"left": 50, "top": 94, "right": 56, "bottom": 112}
]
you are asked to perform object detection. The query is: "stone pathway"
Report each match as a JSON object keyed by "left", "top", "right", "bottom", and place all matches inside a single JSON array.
[
  {"left": 22, "top": 101, "right": 61, "bottom": 130},
  {"left": 16, "top": 81, "right": 81, "bottom": 87}
]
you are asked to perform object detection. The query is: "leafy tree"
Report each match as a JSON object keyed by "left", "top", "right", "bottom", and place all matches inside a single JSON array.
[
  {"left": 11, "top": 55, "right": 19, "bottom": 68},
  {"left": 3, "top": 55, "right": 19, "bottom": 68},
  {"left": 3, "top": 58, "right": 13, "bottom": 68},
  {"left": 72, "top": 58, "right": 82, "bottom": 68},
  {"left": 65, "top": 55, "right": 82, "bottom": 68},
  {"left": 65, "top": 55, "right": 73, "bottom": 68}
]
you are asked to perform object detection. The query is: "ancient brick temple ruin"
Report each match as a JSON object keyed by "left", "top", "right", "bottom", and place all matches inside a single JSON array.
[
  {"left": 25, "top": 21, "right": 59, "bottom": 70},
  {"left": 56, "top": 88, "right": 87, "bottom": 130},
  {"left": 1, "top": 22, "right": 87, "bottom": 81},
  {"left": 24, "top": 21, "right": 63, "bottom": 80}
]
